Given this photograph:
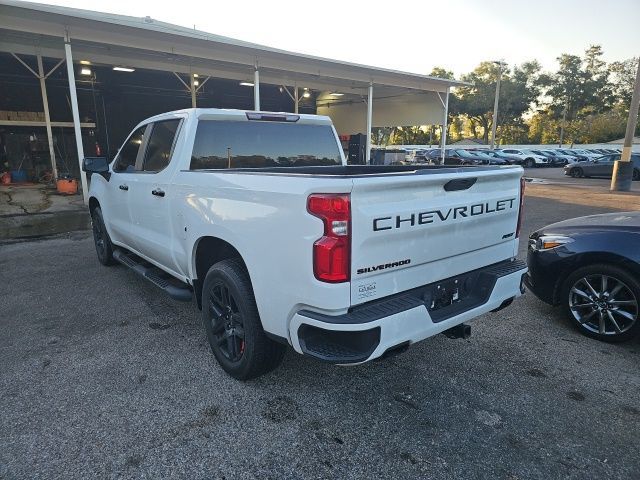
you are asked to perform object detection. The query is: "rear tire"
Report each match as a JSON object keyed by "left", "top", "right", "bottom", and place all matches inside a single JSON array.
[
  {"left": 91, "top": 207, "right": 115, "bottom": 266},
  {"left": 561, "top": 264, "right": 640, "bottom": 343},
  {"left": 570, "top": 167, "right": 583, "bottom": 178},
  {"left": 201, "top": 259, "right": 286, "bottom": 380}
]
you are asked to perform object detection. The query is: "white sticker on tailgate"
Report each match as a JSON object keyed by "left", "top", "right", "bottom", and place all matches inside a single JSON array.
[{"left": 357, "top": 282, "right": 377, "bottom": 300}]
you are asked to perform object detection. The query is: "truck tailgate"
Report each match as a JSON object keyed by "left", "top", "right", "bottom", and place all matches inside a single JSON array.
[{"left": 350, "top": 167, "right": 523, "bottom": 305}]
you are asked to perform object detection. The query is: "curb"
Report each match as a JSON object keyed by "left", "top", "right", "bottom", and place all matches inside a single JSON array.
[{"left": 0, "top": 210, "right": 91, "bottom": 240}]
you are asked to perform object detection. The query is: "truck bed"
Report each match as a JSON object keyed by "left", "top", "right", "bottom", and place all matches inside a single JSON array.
[{"left": 185, "top": 164, "right": 517, "bottom": 177}]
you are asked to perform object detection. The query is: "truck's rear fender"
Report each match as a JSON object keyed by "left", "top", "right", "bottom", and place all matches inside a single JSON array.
[
  {"left": 86, "top": 175, "right": 118, "bottom": 242},
  {"left": 175, "top": 172, "right": 354, "bottom": 341},
  {"left": 191, "top": 235, "right": 247, "bottom": 310}
]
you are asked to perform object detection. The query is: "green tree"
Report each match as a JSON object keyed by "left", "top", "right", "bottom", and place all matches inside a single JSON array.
[
  {"left": 610, "top": 57, "right": 639, "bottom": 107},
  {"left": 455, "top": 61, "right": 543, "bottom": 144},
  {"left": 546, "top": 53, "right": 585, "bottom": 119}
]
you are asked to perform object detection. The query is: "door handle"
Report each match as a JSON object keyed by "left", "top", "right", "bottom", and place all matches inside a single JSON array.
[
  {"left": 151, "top": 189, "right": 165, "bottom": 197},
  {"left": 119, "top": 184, "right": 128, "bottom": 191}
]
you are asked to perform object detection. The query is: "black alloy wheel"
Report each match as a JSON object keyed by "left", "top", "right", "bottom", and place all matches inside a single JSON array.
[
  {"left": 91, "top": 207, "right": 115, "bottom": 266},
  {"left": 208, "top": 281, "right": 245, "bottom": 363},
  {"left": 201, "top": 259, "right": 286, "bottom": 379}
]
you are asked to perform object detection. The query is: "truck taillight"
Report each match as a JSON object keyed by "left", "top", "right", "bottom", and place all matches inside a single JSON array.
[
  {"left": 516, "top": 176, "right": 525, "bottom": 238},
  {"left": 307, "top": 194, "right": 351, "bottom": 283}
]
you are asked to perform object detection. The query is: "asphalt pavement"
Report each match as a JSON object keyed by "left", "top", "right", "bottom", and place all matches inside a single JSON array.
[
  {"left": 523, "top": 165, "right": 640, "bottom": 191},
  {"left": 1, "top": 193, "right": 639, "bottom": 480}
]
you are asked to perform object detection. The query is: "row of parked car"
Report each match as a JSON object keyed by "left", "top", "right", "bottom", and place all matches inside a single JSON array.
[
  {"left": 403, "top": 146, "right": 640, "bottom": 181},
  {"left": 405, "top": 147, "right": 624, "bottom": 168}
]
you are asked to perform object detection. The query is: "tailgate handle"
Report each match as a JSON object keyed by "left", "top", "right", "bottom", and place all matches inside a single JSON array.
[{"left": 444, "top": 178, "right": 477, "bottom": 191}]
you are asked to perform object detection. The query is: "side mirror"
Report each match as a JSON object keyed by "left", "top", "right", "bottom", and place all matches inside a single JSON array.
[{"left": 83, "top": 157, "right": 109, "bottom": 173}]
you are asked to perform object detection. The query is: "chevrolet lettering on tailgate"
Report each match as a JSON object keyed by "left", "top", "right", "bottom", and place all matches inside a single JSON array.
[{"left": 372, "top": 198, "right": 517, "bottom": 232}]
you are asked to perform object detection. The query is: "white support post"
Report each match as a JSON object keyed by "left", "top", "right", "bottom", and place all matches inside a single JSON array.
[
  {"left": 294, "top": 83, "right": 299, "bottom": 114},
  {"left": 254, "top": 68, "right": 260, "bottom": 110},
  {"left": 37, "top": 55, "right": 58, "bottom": 180},
  {"left": 190, "top": 73, "right": 197, "bottom": 108},
  {"left": 441, "top": 88, "right": 450, "bottom": 165},
  {"left": 64, "top": 39, "right": 88, "bottom": 205},
  {"left": 366, "top": 82, "right": 373, "bottom": 164}
]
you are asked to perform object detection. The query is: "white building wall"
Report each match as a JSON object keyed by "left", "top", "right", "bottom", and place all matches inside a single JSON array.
[{"left": 317, "top": 92, "right": 444, "bottom": 135}]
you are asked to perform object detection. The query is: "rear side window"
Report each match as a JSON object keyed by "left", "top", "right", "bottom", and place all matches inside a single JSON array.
[
  {"left": 190, "top": 120, "right": 342, "bottom": 170},
  {"left": 114, "top": 125, "right": 146, "bottom": 172},
  {"left": 143, "top": 119, "right": 181, "bottom": 172}
]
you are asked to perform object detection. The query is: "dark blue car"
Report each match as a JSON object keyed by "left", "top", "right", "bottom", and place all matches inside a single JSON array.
[{"left": 526, "top": 212, "right": 640, "bottom": 342}]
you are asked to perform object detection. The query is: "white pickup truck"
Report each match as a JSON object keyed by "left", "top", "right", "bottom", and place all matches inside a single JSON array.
[{"left": 83, "top": 108, "right": 527, "bottom": 380}]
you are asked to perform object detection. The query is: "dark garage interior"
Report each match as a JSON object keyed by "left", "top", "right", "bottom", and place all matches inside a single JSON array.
[{"left": 0, "top": 52, "right": 317, "bottom": 181}]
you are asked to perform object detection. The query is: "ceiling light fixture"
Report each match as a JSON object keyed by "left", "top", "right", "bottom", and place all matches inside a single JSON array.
[
  {"left": 113, "top": 66, "right": 135, "bottom": 72},
  {"left": 239, "top": 81, "right": 254, "bottom": 87},
  {"left": 194, "top": 80, "right": 199, "bottom": 86},
  {"left": 80, "top": 60, "right": 91, "bottom": 65},
  {"left": 330, "top": 92, "right": 344, "bottom": 97},
  {"left": 302, "top": 91, "right": 311, "bottom": 98},
  {"left": 80, "top": 67, "right": 92, "bottom": 75}
]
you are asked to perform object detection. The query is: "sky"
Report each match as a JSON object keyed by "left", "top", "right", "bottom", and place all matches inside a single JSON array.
[{"left": 38, "top": 0, "right": 640, "bottom": 77}]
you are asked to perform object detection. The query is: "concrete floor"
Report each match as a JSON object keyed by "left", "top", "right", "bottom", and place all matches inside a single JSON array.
[
  {"left": 1, "top": 184, "right": 639, "bottom": 479},
  {"left": 0, "top": 184, "right": 88, "bottom": 239},
  {"left": 0, "top": 184, "right": 84, "bottom": 215}
]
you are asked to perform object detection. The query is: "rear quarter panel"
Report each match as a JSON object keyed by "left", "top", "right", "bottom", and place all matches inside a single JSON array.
[{"left": 173, "top": 171, "right": 355, "bottom": 340}]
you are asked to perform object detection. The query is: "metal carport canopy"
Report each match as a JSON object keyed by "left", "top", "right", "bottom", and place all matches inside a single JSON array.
[{"left": 0, "top": 0, "right": 467, "bottom": 202}]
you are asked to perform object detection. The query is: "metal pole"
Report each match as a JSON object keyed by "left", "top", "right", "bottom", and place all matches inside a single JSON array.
[
  {"left": 559, "top": 98, "right": 568, "bottom": 147},
  {"left": 490, "top": 62, "right": 503, "bottom": 150},
  {"left": 37, "top": 54, "right": 58, "bottom": 180},
  {"left": 440, "top": 88, "right": 450, "bottom": 164},
  {"left": 294, "top": 83, "right": 299, "bottom": 114},
  {"left": 611, "top": 58, "right": 640, "bottom": 192},
  {"left": 254, "top": 68, "right": 260, "bottom": 110},
  {"left": 64, "top": 39, "right": 88, "bottom": 205},
  {"left": 190, "top": 73, "right": 196, "bottom": 108},
  {"left": 366, "top": 82, "right": 373, "bottom": 164}
]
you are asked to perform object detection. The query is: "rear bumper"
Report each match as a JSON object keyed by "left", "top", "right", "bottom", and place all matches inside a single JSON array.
[{"left": 290, "top": 259, "right": 527, "bottom": 364}]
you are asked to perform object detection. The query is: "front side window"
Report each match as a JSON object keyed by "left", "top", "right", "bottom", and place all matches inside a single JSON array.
[
  {"left": 113, "top": 125, "right": 147, "bottom": 172},
  {"left": 143, "top": 119, "right": 181, "bottom": 172},
  {"left": 190, "top": 120, "right": 342, "bottom": 170}
]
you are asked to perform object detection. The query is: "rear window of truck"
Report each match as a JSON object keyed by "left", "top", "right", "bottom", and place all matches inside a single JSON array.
[{"left": 190, "top": 120, "right": 342, "bottom": 170}]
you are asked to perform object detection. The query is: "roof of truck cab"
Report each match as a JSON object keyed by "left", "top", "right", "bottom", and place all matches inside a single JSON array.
[{"left": 137, "top": 108, "right": 335, "bottom": 127}]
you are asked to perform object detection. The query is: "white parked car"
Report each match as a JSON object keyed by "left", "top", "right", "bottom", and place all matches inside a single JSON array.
[
  {"left": 83, "top": 108, "right": 527, "bottom": 379},
  {"left": 498, "top": 149, "right": 549, "bottom": 168}
]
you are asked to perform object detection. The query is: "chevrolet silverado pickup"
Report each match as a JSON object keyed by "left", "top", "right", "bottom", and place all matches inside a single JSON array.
[{"left": 83, "top": 108, "right": 528, "bottom": 380}]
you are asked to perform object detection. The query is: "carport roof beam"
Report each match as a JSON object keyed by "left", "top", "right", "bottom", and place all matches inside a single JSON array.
[
  {"left": 64, "top": 38, "right": 88, "bottom": 205},
  {"left": 37, "top": 54, "right": 57, "bottom": 180},
  {"left": 10, "top": 52, "right": 60, "bottom": 178}
]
